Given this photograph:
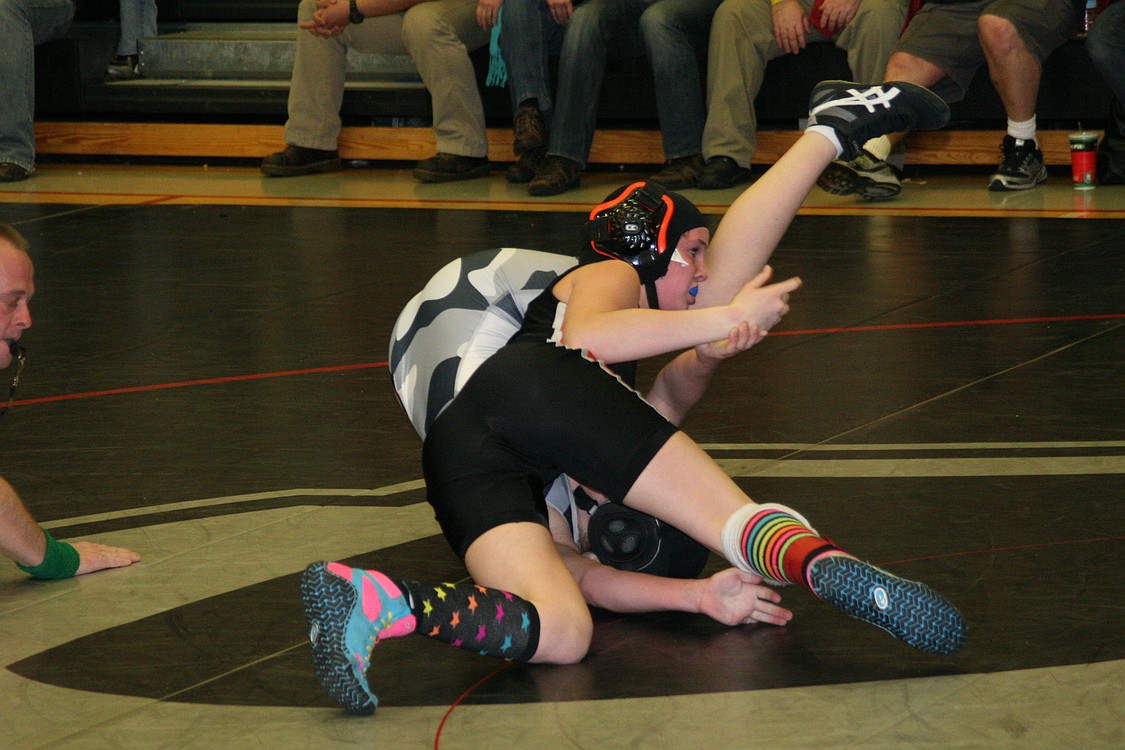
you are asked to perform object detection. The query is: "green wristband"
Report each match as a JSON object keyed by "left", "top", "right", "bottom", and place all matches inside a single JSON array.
[{"left": 16, "top": 529, "right": 80, "bottom": 579}]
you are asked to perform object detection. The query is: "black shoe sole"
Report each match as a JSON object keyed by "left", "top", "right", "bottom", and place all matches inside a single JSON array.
[{"left": 261, "top": 159, "right": 342, "bottom": 178}]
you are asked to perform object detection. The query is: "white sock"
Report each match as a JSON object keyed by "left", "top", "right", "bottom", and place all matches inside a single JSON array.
[
  {"left": 863, "top": 135, "right": 893, "bottom": 162},
  {"left": 806, "top": 125, "right": 844, "bottom": 159},
  {"left": 1007, "top": 116, "right": 1037, "bottom": 143}
]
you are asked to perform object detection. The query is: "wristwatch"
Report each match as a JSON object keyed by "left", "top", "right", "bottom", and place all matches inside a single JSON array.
[{"left": 349, "top": 0, "right": 364, "bottom": 24}]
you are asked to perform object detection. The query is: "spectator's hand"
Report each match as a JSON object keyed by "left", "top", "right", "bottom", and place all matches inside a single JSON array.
[
  {"left": 476, "top": 0, "right": 503, "bottom": 29},
  {"left": 697, "top": 568, "right": 793, "bottom": 626},
  {"left": 696, "top": 320, "right": 766, "bottom": 365},
  {"left": 771, "top": 0, "right": 810, "bottom": 54},
  {"left": 814, "top": 0, "right": 859, "bottom": 33},
  {"left": 301, "top": 0, "right": 350, "bottom": 36},
  {"left": 73, "top": 541, "right": 141, "bottom": 576},
  {"left": 547, "top": 0, "right": 574, "bottom": 25},
  {"left": 729, "top": 265, "right": 802, "bottom": 333}
]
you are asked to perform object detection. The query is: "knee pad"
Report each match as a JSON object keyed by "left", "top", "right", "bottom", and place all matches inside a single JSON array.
[{"left": 586, "top": 502, "right": 711, "bottom": 579}]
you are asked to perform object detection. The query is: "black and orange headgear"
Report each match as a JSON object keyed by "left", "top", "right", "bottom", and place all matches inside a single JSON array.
[{"left": 580, "top": 182, "right": 706, "bottom": 308}]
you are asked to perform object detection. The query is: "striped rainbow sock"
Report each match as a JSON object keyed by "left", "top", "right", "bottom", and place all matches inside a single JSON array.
[{"left": 723, "top": 503, "right": 850, "bottom": 587}]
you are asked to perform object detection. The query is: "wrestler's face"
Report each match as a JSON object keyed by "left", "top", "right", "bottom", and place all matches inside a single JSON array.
[
  {"left": 0, "top": 241, "right": 33, "bottom": 370},
  {"left": 652, "top": 227, "right": 709, "bottom": 310}
]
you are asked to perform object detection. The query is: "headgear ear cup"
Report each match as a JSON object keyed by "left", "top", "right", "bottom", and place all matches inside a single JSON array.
[{"left": 587, "top": 503, "right": 711, "bottom": 579}]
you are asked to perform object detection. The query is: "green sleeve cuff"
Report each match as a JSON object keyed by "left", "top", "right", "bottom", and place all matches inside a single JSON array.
[{"left": 16, "top": 529, "right": 80, "bottom": 579}]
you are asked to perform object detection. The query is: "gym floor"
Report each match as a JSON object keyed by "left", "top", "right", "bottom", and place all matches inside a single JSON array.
[{"left": 1, "top": 160, "right": 1123, "bottom": 749}]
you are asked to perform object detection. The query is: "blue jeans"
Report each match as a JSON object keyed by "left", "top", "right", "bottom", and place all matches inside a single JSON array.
[
  {"left": 0, "top": 0, "right": 74, "bottom": 170},
  {"left": 500, "top": 0, "right": 647, "bottom": 166},
  {"left": 640, "top": 0, "right": 723, "bottom": 160},
  {"left": 116, "top": 0, "right": 158, "bottom": 57},
  {"left": 1088, "top": 2, "right": 1125, "bottom": 111}
]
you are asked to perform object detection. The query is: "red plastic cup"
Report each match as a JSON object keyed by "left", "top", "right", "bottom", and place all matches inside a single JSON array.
[{"left": 1069, "top": 131, "right": 1098, "bottom": 189}]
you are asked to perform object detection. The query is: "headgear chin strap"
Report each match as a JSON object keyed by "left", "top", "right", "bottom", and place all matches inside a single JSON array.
[{"left": 584, "top": 496, "right": 711, "bottom": 579}]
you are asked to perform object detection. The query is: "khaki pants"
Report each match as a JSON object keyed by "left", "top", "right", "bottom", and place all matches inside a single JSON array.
[
  {"left": 284, "top": 0, "right": 491, "bottom": 157},
  {"left": 703, "top": 0, "right": 907, "bottom": 167}
]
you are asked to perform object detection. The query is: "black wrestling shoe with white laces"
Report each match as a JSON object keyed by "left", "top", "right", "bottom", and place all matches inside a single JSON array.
[
  {"left": 988, "top": 135, "right": 1047, "bottom": 191},
  {"left": 807, "top": 81, "right": 950, "bottom": 161}
]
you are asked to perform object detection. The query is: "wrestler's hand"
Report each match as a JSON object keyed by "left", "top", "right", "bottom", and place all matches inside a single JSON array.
[
  {"left": 73, "top": 541, "right": 141, "bottom": 576},
  {"left": 772, "top": 0, "right": 810, "bottom": 54},
  {"left": 729, "top": 265, "right": 802, "bottom": 333},
  {"left": 696, "top": 320, "right": 766, "bottom": 365},
  {"left": 697, "top": 568, "right": 793, "bottom": 626}
]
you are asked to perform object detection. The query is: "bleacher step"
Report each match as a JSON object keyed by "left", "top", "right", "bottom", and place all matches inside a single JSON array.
[{"left": 132, "top": 22, "right": 421, "bottom": 82}]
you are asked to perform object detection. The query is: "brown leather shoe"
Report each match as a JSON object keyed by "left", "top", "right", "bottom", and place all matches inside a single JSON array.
[
  {"left": 529, "top": 156, "right": 581, "bottom": 196},
  {"left": 513, "top": 105, "right": 547, "bottom": 156},
  {"left": 648, "top": 154, "right": 706, "bottom": 190},
  {"left": 413, "top": 153, "right": 491, "bottom": 183},
  {"left": 505, "top": 147, "right": 545, "bottom": 184},
  {"left": 0, "top": 163, "right": 31, "bottom": 182}
]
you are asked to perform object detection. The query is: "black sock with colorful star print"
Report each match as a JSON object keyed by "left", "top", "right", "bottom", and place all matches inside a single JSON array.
[{"left": 397, "top": 579, "right": 541, "bottom": 661}]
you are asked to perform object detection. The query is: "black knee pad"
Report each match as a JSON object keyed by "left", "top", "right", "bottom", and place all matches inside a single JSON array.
[{"left": 586, "top": 502, "right": 711, "bottom": 579}]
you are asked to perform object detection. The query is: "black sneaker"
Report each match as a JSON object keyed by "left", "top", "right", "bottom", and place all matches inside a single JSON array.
[
  {"left": 0, "top": 163, "right": 31, "bottom": 182},
  {"left": 506, "top": 147, "right": 544, "bottom": 184},
  {"left": 988, "top": 135, "right": 1047, "bottom": 191},
  {"left": 817, "top": 149, "right": 902, "bottom": 201},
  {"left": 807, "top": 80, "right": 950, "bottom": 161},
  {"left": 697, "top": 156, "right": 753, "bottom": 190},
  {"left": 261, "top": 145, "right": 341, "bottom": 177},
  {"left": 513, "top": 104, "right": 547, "bottom": 156},
  {"left": 648, "top": 154, "right": 706, "bottom": 190},
  {"left": 106, "top": 54, "right": 141, "bottom": 81},
  {"left": 413, "top": 153, "right": 490, "bottom": 183},
  {"left": 529, "top": 155, "right": 581, "bottom": 196}
]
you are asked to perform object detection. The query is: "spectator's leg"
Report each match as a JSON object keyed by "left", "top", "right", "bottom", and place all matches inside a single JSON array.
[
  {"left": 1088, "top": 1, "right": 1125, "bottom": 182},
  {"left": 499, "top": 0, "right": 557, "bottom": 116},
  {"left": 698, "top": 0, "right": 779, "bottom": 185},
  {"left": 546, "top": 0, "right": 648, "bottom": 166},
  {"left": 640, "top": 0, "right": 722, "bottom": 161},
  {"left": 0, "top": 0, "right": 73, "bottom": 176},
  {"left": 402, "top": 0, "right": 490, "bottom": 159},
  {"left": 117, "top": 0, "right": 158, "bottom": 57}
]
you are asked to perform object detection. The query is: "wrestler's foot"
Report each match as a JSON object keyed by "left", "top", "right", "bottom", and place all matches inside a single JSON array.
[
  {"left": 807, "top": 81, "right": 950, "bottom": 161},
  {"left": 300, "top": 562, "right": 416, "bottom": 715},
  {"left": 807, "top": 554, "right": 968, "bottom": 655}
]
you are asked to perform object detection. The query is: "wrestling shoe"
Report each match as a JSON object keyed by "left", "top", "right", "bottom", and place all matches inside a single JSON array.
[
  {"left": 988, "top": 136, "right": 1047, "bottom": 191},
  {"left": 817, "top": 150, "right": 902, "bottom": 201},
  {"left": 300, "top": 562, "right": 416, "bottom": 715},
  {"left": 807, "top": 81, "right": 950, "bottom": 161},
  {"left": 807, "top": 554, "right": 968, "bottom": 655}
]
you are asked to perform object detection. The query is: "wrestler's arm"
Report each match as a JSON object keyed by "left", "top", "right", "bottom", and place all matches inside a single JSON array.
[
  {"left": 560, "top": 263, "right": 798, "bottom": 365},
  {"left": 645, "top": 321, "right": 763, "bottom": 425},
  {"left": 547, "top": 508, "right": 791, "bottom": 626}
]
